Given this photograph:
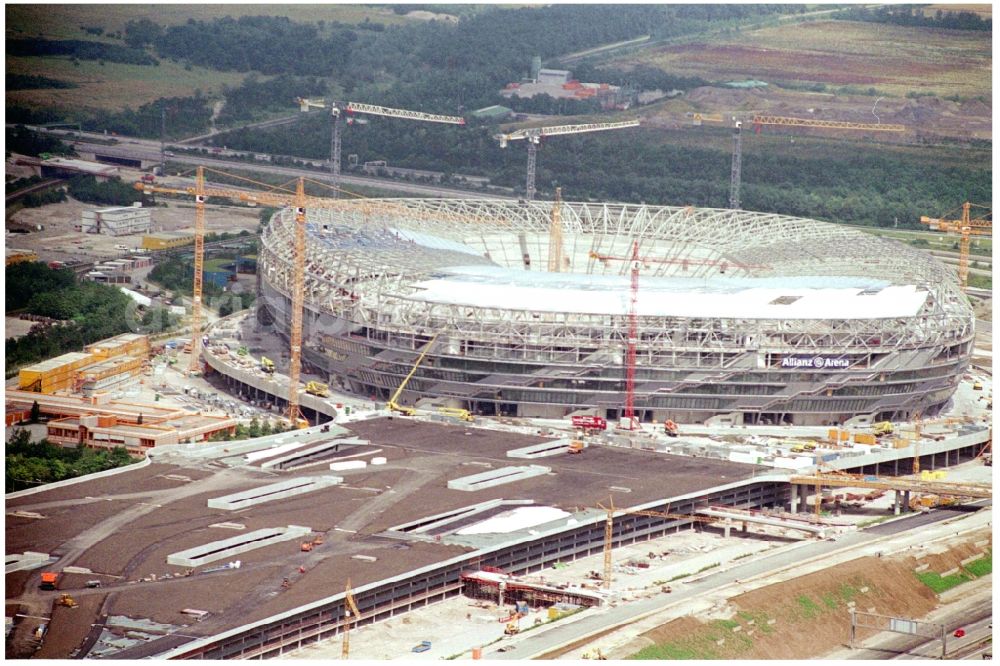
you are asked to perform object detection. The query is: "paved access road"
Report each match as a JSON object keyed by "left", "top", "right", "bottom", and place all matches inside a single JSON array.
[
  {"left": 19, "top": 125, "right": 506, "bottom": 200},
  {"left": 828, "top": 587, "right": 991, "bottom": 660},
  {"left": 488, "top": 501, "right": 991, "bottom": 660}
]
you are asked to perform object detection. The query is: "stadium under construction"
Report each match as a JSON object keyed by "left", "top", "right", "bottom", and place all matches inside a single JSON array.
[
  {"left": 258, "top": 199, "right": 974, "bottom": 426},
  {"left": 7, "top": 196, "right": 990, "bottom": 661}
]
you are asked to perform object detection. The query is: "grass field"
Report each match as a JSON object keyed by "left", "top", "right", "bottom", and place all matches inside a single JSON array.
[
  {"left": 6, "top": 56, "right": 245, "bottom": 113},
  {"left": 616, "top": 20, "right": 990, "bottom": 99},
  {"left": 915, "top": 569, "right": 971, "bottom": 593}
]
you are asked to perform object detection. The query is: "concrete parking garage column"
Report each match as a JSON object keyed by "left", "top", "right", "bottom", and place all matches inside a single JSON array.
[
  {"left": 903, "top": 490, "right": 911, "bottom": 512},
  {"left": 893, "top": 490, "right": 901, "bottom": 515}
]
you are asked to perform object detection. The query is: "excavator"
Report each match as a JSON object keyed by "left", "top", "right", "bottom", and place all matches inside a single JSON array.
[
  {"left": 386, "top": 333, "right": 440, "bottom": 417},
  {"left": 260, "top": 357, "right": 276, "bottom": 374}
]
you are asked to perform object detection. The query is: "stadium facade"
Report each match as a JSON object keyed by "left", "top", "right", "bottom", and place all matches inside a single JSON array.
[{"left": 258, "top": 199, "right": 974, "bottom": 426}]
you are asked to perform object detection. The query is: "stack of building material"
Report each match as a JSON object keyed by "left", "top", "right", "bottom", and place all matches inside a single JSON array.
[
  {"left": 85, "top": 333, "right": 150, "bottom": 361},
  {"left": 18, "top": 352, "right": 95, "bottom": 393},
  {"left": 76, "top": 355, "right": 143, "bottom": 396}
]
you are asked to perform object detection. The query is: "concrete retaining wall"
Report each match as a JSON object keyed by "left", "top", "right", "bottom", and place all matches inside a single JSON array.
[
  {"left": 167, "top": 525, "right": 312, "bottom": 567},
  {"left": 5, "top": 456, "right": 152, "bottom": 500},
  {"left": 207, "top": 477, "right": 342, "bottom": 511},
  {"left": 447, "top": 465, "right": 550, "bottom": 491},
  {"left": 507, "top": 440, "right": 575, "bottom": 459}
]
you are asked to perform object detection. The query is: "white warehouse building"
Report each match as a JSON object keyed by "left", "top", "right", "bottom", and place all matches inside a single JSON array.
[{"left": 79, "top": 204, "right": 152, "bottom": 236}]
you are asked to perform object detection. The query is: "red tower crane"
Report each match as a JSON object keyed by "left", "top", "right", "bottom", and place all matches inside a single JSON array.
[{"left": 588, "top": 244, "right": 767, "bottom": 430}]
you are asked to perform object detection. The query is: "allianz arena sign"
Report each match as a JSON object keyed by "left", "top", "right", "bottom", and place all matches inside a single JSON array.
[{"left": 781, "top": 356, "right": 851, "bottom": 370}]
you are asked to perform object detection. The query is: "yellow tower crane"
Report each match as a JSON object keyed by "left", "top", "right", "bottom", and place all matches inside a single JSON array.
[
  {"left": 919, "top": 202, "right": 992, "bottom": 291},
  {"left": 495, "top": 119, "right": 640, "bottom": 201},
  {"left": 295, "top": 98, "right": 465, "bottom": 196},
  {"left": 136, "top": 171, "right": 341, "bottom": 427},
  {"left": 691, "top": 113, "right": 905, "bottom": 210},
  {"left": 341, "top": 580, "right": 361, "bottom": 659},
  {"left": 596, "top": 497, "right": 717, "bottom": 589}
]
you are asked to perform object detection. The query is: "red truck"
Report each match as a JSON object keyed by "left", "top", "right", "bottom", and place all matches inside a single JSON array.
[
  {"left": 141, "top": 174, "right": 156, "bottom": 183},
  {"left": 571, "top": 415, "right": 607, "bottom": 431},
  {"left": 39, "top": 572, "right": 62, "bottom": 590}
]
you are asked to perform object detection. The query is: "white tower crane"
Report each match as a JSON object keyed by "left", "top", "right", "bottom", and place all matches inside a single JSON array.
[
  {"left": 296, "top": 98, "right": 465, "bottom": 196},
  {"left": 495, "top": 120, "right": 640, "bottom": 200}
]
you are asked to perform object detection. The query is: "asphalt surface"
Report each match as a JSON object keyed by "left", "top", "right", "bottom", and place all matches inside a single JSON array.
[
  {"left": 488, "top": 500, "right": 992, "bottom": 660},
  {"left": 846, "top": 596, "right": 992, "bottom": 660},
  {"left": 22, "top": 126, "right": 506, "bottom": 200}
]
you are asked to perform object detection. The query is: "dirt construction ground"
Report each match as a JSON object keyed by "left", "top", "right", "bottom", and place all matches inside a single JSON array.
[
  {"left": 623, "top": 19, "right": 990, "bottom": 142},
  {"left": 618, "top": 529, "right": 991, "bottom": 660},
  {"left": 6, "top": 159, "right": 260, "bottom": 265}
]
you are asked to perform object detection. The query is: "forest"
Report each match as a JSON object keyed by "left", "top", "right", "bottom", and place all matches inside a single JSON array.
[
  {"left": 214, "top": 111, "right": 991, "bottom": 229},
  {"left": 5, "top": 125, "right": 76, "bottom": 159},
  {"left": 6, "top": 37, "right": 157, "bottom": 65},
  {"left": 66, "top": 175, "right": 144, "bottom": 207},
  {"left": 5, "top": 263, "right": 134, "bottom": 372},
  {"left": 5, "top": 428, "right": 137, "bottom": 493},
  {"left": 5, "top": 5, "right": 992, "bottom": 229}
]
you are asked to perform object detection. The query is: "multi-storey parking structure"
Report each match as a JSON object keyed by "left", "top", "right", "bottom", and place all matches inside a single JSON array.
[{"left": 258, "top": 199, "right": 973, "bottom": 426}]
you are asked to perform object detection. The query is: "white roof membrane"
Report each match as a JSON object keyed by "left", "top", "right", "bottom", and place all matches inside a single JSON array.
[{"left": 410, "top": 267, "right": 927, "bottom": 320}]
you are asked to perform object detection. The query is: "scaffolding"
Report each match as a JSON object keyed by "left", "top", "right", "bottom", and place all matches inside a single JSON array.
[{"left": 258, "top": 199, "right": 973, "bottom": 424}]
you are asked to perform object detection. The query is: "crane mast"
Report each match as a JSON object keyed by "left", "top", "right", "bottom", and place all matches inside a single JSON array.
[
  {"left": 296, "top": 98, "right": 465, "bottom": 198},
  {"left": 495, "top": 119, "right": 640, "bottom": 200},
  {"left": 287, "top": 177, "right": 307, "bottom": 426},
  {"left": 547, "top": 187, "right": 563, "bottom": 272},
  {"left": 625, "top": 241, "right": 640, "bottom": 430},
  {"left": 588, "top": 243, "right": 768, "bottom": 428},
  {"left": 920, "top": 201, "right": 991, "bottom": 291},
  {"left": 341, "top": 580, "right": 360, "bottom": 659},
  {"left": 693, "top": 113, "right": 905, "bottom": 209},
  {"left": 729, "top": 121, "right": 742, "bottom": 210},
  {"left": 597, "top": 497, "right": 715, "bottom": 589},
  {"left": 137, "top": 173, "right": 339, "bottom": 427},
  {"left": 189, "top": 166, "right": 206, "bottom": 374}
]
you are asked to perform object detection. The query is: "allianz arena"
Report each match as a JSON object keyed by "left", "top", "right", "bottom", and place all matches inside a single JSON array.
[{"left": 258, "top": 199, "right": 974, "bottom": 426}]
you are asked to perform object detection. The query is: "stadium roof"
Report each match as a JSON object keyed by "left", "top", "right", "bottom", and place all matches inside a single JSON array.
[{"left": 411, "top": 267, "right": 928, "bottom": 319}]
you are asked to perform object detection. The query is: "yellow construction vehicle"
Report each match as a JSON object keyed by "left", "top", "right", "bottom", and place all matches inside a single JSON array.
[
  {"left": 504, "top": 622, "right": 519, "bottom": 635},
  {"left": 872, "top": 421, "right": 894, "bottom": 437},
  {"left": 437, "top": 406, "right": 474, "bottom": 422},
  {"left": 260, "top": 357, "right": 275, "bottom": 374},
  {"left": 305, "top": 381, "right": 329, "bottom": 397},
  {"left": 386, "top": 333, "right": 440, "bottom": 417},
  {"left": 56, "top": 594, "right": 78, "bottom": 608}
]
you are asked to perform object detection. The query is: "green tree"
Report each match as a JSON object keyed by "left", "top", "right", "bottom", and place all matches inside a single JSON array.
[{"left": 29, "top": 401, "right": 40, "bottom": 424}]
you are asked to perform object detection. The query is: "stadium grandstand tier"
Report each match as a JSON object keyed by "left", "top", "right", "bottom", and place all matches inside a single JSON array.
[{"left": 258, "top": 199, "right": 973, "bottom": 426}]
